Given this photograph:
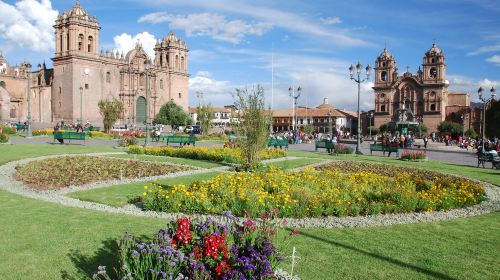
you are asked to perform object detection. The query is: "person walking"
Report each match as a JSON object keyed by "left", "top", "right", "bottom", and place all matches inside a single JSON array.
[{"left": 423, "top": 135, "right": 428, "bottom": 149}]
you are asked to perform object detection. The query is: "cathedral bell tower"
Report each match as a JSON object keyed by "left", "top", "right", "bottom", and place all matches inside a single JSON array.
[
  {"left": 374, "top": 48, "right": 397, "bottom": 87},
  {"left": 422, "top": 43, "right": 446, "bottom": 84},
  {"left": 54, "top": 1, "right": 100, "bottom": 58}
]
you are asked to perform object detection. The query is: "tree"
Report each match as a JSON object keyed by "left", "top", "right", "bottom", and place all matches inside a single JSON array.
[
  {"left": 154, "top": 101, "right": 192, "bottom": 127},
  {"left": 465, "top": 128, "right": 478, "bottom": 138},
  {"left": 197, "top": 104, "right": 214, "bottom": 135},
  {"left": 234, "top": 85, "right": 271, "bottom": 169},
  {"left": 98, "top": 98, "right": 124, "bottom": 133},
  {"left": 301, "top": 124, "right": 315, "bottom": 135},
  {"left": 485, "top": 100, "right": 500, "bottom": 138},
  {"left": 368, "top": 126, "right": 380, "bottom": 135},
  {"left": 437, "top": 120, "right": 463, "bottom": 138}
]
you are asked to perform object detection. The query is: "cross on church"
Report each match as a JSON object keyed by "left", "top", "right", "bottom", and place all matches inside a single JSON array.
[{"left": 406, "top": 66, "right": 410, "bottom": 72}]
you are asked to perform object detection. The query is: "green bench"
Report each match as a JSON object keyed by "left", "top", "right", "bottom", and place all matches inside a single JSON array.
[
  {"left": 53, "top": 131, "right": 87, "bottom": 144},
  {"left": 165, "top": 135, "right": 196, "bottom": 146},
  {"left": 370, "top": 144, "right": 399, "bottom": 157},
  {"left": 477, "top": 151, "right": 500, "bottom": 169},
  {"left": 315, "top": 140, "right": 336, "bottom": 153},
  {"left": 268, "top": 138, "right": 289, "bottom": 149}
]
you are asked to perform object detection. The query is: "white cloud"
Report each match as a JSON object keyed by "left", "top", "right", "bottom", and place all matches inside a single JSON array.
[
  {"left": 139, "top": 12, "right": 272, "bottom": 44},
  {"left": 113, "top": 32, "right": 157, "bottom": 59},
  {"left": 189, "top": 71, "right": 234, "bottom": 105},
  {"left": 486, "top": 55, "right": 500, "bottom": 65},
  {"left": 0, "top": 0, "right": 58, "bottom": 52},
  {"left": 138, "top": 0, "right": 369, "bottom": 46},
  {"left": 447, "top": 74, "right": 499, "bottom": 100},
  {"left": 320, "top": 16, "right": 342, "bottom": 25},
  {"left": 467, "top": 44, "right": 500, "bottom": 56}
]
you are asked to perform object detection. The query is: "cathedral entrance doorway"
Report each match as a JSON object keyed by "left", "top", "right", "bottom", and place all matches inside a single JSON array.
[{"left": 136, "top": 96, "right": 147, "bottom": 124}]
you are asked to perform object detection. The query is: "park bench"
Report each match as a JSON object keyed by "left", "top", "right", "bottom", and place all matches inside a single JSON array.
[
  {"left": 268, "top": 138, "right": 289, "bottom": 149},
  {"left": 16, "top": 123, "right": 24, "bottom": 132},
  {"left": 315, "top": 140, "right": 336, "bottom": 153},
  {"left": 165, "top": 135, "right": 196, "bottom": 146},
  {"left": 53, "top": 131, "right": 87, "bottom": 144},
  {"left": 370, "top": 144, "right": 399, "bottom": 157},
  {"left": 477, "top": 151, "right": 500, "bottom": 169}
]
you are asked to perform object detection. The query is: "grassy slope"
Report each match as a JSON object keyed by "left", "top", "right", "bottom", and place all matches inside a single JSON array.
[
  {"left": 105, "top": 154, "right": 224, "bottom": 169},
  {"left": 264, "top": 158, "right": 324, "bottom": 170},
  {"left": 1, "top": 189, "right": 498, "bottom": 279},
  {"left": 0, "top": 144, "right": 117, "bottom": 165},
  {"left": 288, "top": 150, "right": 500, "bottom": 186},
  {"left": 1, "top": 145, "right": 499, "bottom": 279},
  {"left": 68, "top": 172, "right": 221, "bottom": 207}
]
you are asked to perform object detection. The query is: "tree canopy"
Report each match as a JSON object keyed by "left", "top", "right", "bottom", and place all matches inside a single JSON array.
[
  {"left": 154, "top": 101, "right": 192, "bottom": 127},
  {"left": 98, "top": 98, "right": 124, "bottom": 133},
  {"left": 197, "top": 104, "right": 214, "bottom": 135},
  {"left": 485, "top": 100, "right": 500, "bottom": 138},
  {"left": 437, "top": 120, "right": 463, "bottom": 137}
]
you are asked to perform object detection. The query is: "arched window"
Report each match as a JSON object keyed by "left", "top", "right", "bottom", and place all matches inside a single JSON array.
[
  {"left": 66, "top": 33, "right": 70, "bottom": 51},
  {"left": 430, "top": 104, "right": 436, "bottom": 111},
  {"left": 160, "top": 79, "right": 163, "bottom": 89},
  {"left": 0, "top": 81, "right": 5, "bottom": 88},
  {"left": 10, "top": 107, "right": 16, "bottom": 118},
  {"left": 178, "top": 92, "right": 182, "bottom": 99},
  {"left": 59, "top": 34, "right": 63, "bottom": 53},
  {"left": 181, "top": 56, "right": 185, "bottom": 70},
  {"left": 175, "top": 55, "right": 179, "bottom": 69},
  {"left": 381, "top": 71, "right": 387, "bottom": 81},
  {"left": 58, "top": 87, "right": 62, "bottom": 108},
  {"left": 381, "top": 105, "right": 386, "bottom": 112},
  {"left": 78, "top": 34, "right": 84, "bottom": 51},
  {"left": 429, "top": 67, "right": 437, "bottom": 78},
  {"left": 88, "top": 36, "right": 93, "bottom": 52}
]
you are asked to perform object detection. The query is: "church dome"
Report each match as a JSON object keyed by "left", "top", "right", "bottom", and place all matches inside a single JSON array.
[
  {"left": 425, "top": 43, "right": 443, "bottom": 56},
  {"left": 377, "top": 48, "right": 393, "bottom": 61},
  {"left": 167, "top": 31, "right": 180, "bottom": 42},
  {"left": 69, "top": 1, "right": 88, "bottom": 18}
]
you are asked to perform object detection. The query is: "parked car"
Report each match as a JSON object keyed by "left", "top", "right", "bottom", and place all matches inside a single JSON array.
[{"left": 192, "top": 125, "right": 201, "bottom": 134}]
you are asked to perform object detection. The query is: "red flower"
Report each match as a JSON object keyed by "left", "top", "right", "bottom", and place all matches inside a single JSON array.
[
  {"left": 173, "top": 217, "right": 192, "bottom": 246},
  {"left": 203, "top": 234, "right": 226, "bottom": 259},
  {"left": 215, "top": 261, "right": 231, "bottom": 278}
]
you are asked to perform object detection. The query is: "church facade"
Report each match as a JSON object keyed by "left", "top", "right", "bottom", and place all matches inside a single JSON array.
[
  {"left": 0, "top": 2, "right": 189, "bottom": 127},
  {"left": 372, "top": 44, "right": 471, "bottom": 134}
]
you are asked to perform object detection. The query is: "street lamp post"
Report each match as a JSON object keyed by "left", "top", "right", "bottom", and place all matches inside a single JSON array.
[
  {"left": 289, "top": 86, "right": 301, "bottom": 143},
  {"left": 368, "top": 111, "right": 374, "bottom": 139},
  {"left": 349, "top": 62, "right": 371, "bottom": 154},
  {"left": 26, "top": 63, "right": 32, "bottom": 138},
  {"left": 79, "top": 86, "right": 83, "bottom": 124},
  {"left": 327, "top": 110, "right": 332, "bottom": 136},
  {"left": 144, "top": 59, "right": 151, "bottom": 146},
  {"left": 477, "top": 86, "right": 496, "bottom": 151},
  {"left": 460, "top": 114, "right": 465, "bottom": 139}
]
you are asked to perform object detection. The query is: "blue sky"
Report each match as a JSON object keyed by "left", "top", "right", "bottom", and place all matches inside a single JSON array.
[{"left": 1, "top": 0, "right": 499, "bottom": 111}]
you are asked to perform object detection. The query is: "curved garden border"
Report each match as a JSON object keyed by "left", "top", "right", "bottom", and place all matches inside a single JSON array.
[{"left": 0, "top": 153, "right": 498, "bottom": 228}]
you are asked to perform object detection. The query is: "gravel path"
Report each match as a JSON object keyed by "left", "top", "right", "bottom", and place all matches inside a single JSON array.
[{"left": 1, "top": 153, "right": 498, "bottom": 228}]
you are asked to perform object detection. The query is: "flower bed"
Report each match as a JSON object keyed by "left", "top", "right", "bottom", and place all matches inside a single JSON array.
[
  {"left": 15, "top": 156, "right": 190, "bottom": 190},
  {"left": 129, "top": 145, "right": 286, "bottom": 164},
  {"left": 93, "top": 213, "right": 285, "bottom": 280},
  {"left": 400, "top": 150, "right": 427, "bottom": 161},
  {"left": 142, "top": 163, "right": 485, "bottom": 218},
  {"left": 0, "top": 125, "right": 17, "bottom": 134}
]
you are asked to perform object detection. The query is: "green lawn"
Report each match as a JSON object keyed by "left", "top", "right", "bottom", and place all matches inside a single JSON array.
[
  {"left": 0, "top": 144, "right": 117, "bottom": 165},
  {"left": 105, "top": 154, "right": 224, "bottom": 169},
  {"left": 288, "top": 150, "right": 500, "bottom": 186},
  {"left": 264, "top": 158, "right": 325, "bottom": 170},
  {"left": 68, "top": 172, "right": 221, "bottom": 207},
  {"left": 1, "top": 144, "right": 499, "bottom": 279}
]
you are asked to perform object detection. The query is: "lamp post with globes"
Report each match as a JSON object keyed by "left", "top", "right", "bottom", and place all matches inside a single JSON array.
[
  {"left": 327, "top": 110, "right": 333, "bottom": 136},
  {"left": 477, "top": 86, "right": 496, "bottom": 152},
  {"left": 349, "top": 62, "right": 371, "bottom": 154},
  {"left": 368, "top": 111, "right": 374, "bottom": 139},
  {"left": 289, "top": 86, "right": 301, "bottom": 142}
]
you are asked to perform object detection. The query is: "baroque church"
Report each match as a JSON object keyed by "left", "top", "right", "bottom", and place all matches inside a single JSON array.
[
  {"left": 0, "top": 2, "right": 189, "bottom": 126},
  {"left": 373, "top": 44, "right": 472, "bottom": 133}
]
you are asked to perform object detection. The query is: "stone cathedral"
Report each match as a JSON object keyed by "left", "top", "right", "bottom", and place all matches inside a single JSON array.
[
  {"left": 0, "top": 2, "right": 189, "bottom": 126},
  {"left": 372, "top": 44, "right": 471, "bottom": 133}
]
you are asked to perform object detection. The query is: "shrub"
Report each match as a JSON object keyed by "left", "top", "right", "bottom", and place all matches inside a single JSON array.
[
  {"left": 93, "top": 213, "right": 283, "bottom": 280},
  {"left": 119, "top": 134, "right": 138, "bottom": 146},
  {"left": 334, "top": 144, "right": 353, "bottom": 154},
  {"left": 142, "top": 164, "right": 485, "bottom": 218},
  {"left": 32, "top": 129, "right": 53, "bottom": 136},
  {"left": 88, "top": 131, "right": 110, "bottom": 138},
  {"left": 400, "top": 150, "right": 427, "bottom": 161},
  {"left": 128, "top": 145, "right": 286, "bottom": 164},
  {"left": 0, "top": 132, "right": 8, "bottom": 143},
  {"left": 15, "top": 156, "right": 189, "bottom": 190},
  {"left": 98, "top": 98, "right": 124, "bottom": 133},
  {"left": 0, "top": 125, "right": 16, "bottom": 135}
]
